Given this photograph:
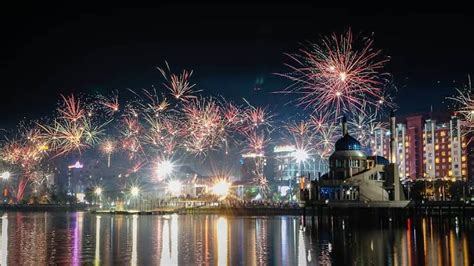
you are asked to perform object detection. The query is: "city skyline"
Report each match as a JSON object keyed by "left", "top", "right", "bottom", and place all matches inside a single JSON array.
[{"left": 1, "top": 6, "right": 474, "bottom": 265}]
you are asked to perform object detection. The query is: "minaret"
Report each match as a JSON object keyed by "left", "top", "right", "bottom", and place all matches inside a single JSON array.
[
  {"left": 342, "top": 116, "right": 348, "bottom": 135},
  {"left": 390, "top": 110, "right": 402, "bottom": 201},
  {"left": 390, "top": 111, "right": 397, "bottom": 163}
]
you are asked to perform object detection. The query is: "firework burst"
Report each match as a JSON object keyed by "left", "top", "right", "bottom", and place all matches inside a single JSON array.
[
  {"left": 279, "top": 30, "right": 390, "bottom": 117},
  {"left": 58, "top": 94, "right": 85, "bottom": 122},
  {"left": 100, "top": 139, "right": 116, "bottom": 167},
  {"left": 348, "top": 111, "right": 388, "bottom": 153},
  {"left": 182, "top": 97, "right": 225, "bottom": 155},
  {"left": 158, "top": 62, "right": 200, "bottom": 102},
  {"left": 448, "top": 76, "right": 474, "bottom": 137},
  {"left": 98, "top": 92, "right": 120, "bottom": 116}
]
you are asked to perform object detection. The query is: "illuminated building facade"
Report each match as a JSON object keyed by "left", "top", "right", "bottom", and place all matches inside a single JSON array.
[
  {"left": 364, "top": 115, "right": 468, "bottom": 179},
  {"left": 272, "top": 145, "right": 329, "bottom": 198},
  {"left": 373, "top": 114, "right": 469, "bottom": 180},
  {"left": 272, "top": 145, "right": 328, "bottom": 182}
]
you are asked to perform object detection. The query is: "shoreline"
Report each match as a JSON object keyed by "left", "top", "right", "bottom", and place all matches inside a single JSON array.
[
  {"left": 0, "top": 204, "right": 87, "bottom": 212},
  {"left": 1, "top": 201, "right": 473, "bottom": 217}
]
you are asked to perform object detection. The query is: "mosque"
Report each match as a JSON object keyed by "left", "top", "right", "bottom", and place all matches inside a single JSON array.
[{"left": 306, "top": 113, "right": 405, "bottom": 202}]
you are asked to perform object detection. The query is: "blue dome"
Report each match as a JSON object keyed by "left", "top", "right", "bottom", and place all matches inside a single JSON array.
[{"left": 335, "top": 134, "right": 362, "bottom": 151}]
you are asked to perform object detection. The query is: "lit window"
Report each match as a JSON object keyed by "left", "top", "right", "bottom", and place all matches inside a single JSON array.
[
  {"left": 435, "top": 145, "right": 439, "bottom": 150},
  {"left": 440, "top": 131, "right": 446, "bottom": 137},
  {"left": 448, "top": 170, "right": 453, "bottom": 176},
  {"left": 462, "top": 155, "right": 466, "bottom": 162}
]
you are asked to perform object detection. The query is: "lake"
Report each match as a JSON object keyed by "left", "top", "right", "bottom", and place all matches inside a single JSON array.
[{"left": 0, "top": 211, "right": 472, "bottom": 265}]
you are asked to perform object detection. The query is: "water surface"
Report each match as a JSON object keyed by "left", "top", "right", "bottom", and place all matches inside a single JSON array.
[{"left": 0, "top": 211, "right": 472, "bottom": 265}]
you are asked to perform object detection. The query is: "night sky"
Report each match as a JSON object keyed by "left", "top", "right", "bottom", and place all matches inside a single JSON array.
[{"left": 2, "top": 5, "right": 473, "bottom": 128}]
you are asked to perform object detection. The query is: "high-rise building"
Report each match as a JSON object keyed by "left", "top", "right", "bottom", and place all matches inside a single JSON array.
[{"left": 373, "top": 114, "right": 469, "bottom": 180}]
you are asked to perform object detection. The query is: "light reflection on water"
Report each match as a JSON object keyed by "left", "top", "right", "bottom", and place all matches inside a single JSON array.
[{"left": 0, "top": 211, "right": 472, "bottom": 265}]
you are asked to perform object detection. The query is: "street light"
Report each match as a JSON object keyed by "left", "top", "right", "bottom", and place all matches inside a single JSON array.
[
  {"left": 131, "top": 186, "right": 140, "bottom": 197},
  {"left": 211, "top": 179, "right": 231, "bottom": 199},
  {"left": 95, "top": 187, "right": 102, "bottom": 196},
  {"left": 1, "top": 172, "right": 10, "bottom": 181}
]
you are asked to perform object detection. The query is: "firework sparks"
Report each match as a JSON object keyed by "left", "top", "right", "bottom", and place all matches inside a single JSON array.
[
  {"left": 348, "top": 110, "right": 388, "bottom": 154},
  {"left": 98, "top": 92, "right": 120, "bottom": 115},
  {"left": 448, "top": 76, "right": 474, "bottom": 128},
  {"left": 279, "top": 30, "right": 389, "bottom": 117},
  {"left": 101, "top": 139, "right": 116, "bottom": 167},
  {"left": 0, "top": 64, "right": 280, "bottom": 202},
  {"left": 310, "top": 116, "right": 341, "bottom": 159},
  {"left": 139, "top": 88, "right": 170, "bottom": 115},
  {"left": 182, "top": 97, "right": 225, "bottom": 155},
  {"left": 158, "top": 62, "right": 200, "bottom": 102},
  {"left": 58, "top": 94, "right": 85, "bottom": 122},
  {"left": 1, "top": 128, "right": 47, "bottom": 201},
  {"left": 284, "top": 121, "right": 314, "bottom": 162}
]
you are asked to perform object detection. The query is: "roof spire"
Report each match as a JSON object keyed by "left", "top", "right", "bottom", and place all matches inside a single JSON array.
[{"left": 342, "top": 116, "right": 348, "bottom": 135}]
